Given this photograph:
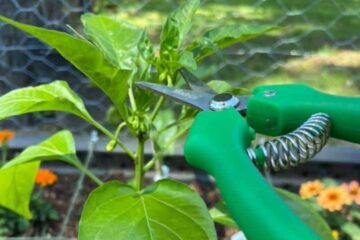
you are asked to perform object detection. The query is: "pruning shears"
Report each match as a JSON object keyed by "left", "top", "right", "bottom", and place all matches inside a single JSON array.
[{"left": 137, "top": 69, "right": 360, "bottom": 240}]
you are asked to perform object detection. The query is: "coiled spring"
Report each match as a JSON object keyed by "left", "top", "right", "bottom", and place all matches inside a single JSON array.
[{"left": 247, "top": 113, "right": 331, "bottom": 171}]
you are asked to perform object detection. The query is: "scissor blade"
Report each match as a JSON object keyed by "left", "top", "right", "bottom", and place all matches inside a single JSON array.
[
  {"left": 179, "top": 68, "right": 214, "bottom": 93},
  {"left": 136, "top": 82, "right": 214, "bottom": 111}
]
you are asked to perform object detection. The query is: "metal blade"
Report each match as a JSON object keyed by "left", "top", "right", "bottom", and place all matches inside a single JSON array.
[
  {"left": 136, "top": 82, "right": 214, "bottom": 111},
  {"left": 179, "top": 68, "right": 214, "bottom": 93}
]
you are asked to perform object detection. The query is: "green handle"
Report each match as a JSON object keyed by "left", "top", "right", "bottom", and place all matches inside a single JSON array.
[
  {"left": 247, "top": 84, "right": 360, "bottom": 143},
  {"left": 184, "top": 109, "right": 321, "bottom": 240}
]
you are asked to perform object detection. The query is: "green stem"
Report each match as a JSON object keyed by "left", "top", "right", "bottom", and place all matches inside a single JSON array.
[
  {"left": 95, "top": 123, "right": 136, "bottom": 160},
  {"left": 129, "top": 87, "right": 137, "bottom": 112},
  {"left": 143, "top": 126, "right": 189, "bottom": 172},
  {"left": 143, "top": 157, "right": 155, "bottom": 172},
  {"left": 155, "top": 153, "right": 163, "bottom": 177},
  {"left": 1, "top": 141, "right": 8, "bottom": 166},
  {"left": 77, "top": 164, "right": 103, "bottom": 186},
  {"left": 106, "top": 122, "right": 128, "bottom": 152},
  {"left": 150, "top": 96, "right": 164, "bottom": 121},
  {"left": 158, "top": 118, "right": 192, "bottom": 134},
  {"left": 150, "top": 74, "right": 173, "bottom": 121},
  {"left": 135, "top": 135, "right": 146, "bottom": 191}
]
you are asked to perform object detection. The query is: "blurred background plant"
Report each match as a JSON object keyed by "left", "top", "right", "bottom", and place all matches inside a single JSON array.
[
  {"left": 299, "top": 179, "right": 360, "bottom": 240},
  {"left": 0, "top": 168, "right": 59, "bottom": 237},
  {"left": 93, "top": 0, "right": 360, "bottom": 96},
  {"left": 0, "top": 130, "right": 59, "bottom": 237}
]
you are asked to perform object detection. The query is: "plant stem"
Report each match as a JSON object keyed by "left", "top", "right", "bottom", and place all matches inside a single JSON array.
[
  {"left": 79, "top": 165, "right": 103, "bottom": 186},
  {"left": 158, "top": 118, "right": 192, "bottom": 134},
  {"left": 150, "top": 96, "right": 164, "bottom": 121},
  {"left": 150, "top": 74, "right": 173, "bottom": 121},
  {"left": 134, "top": 135, "right": 146, "bottom": 191},
  {"left": 128, "top": 87, "right": 137, "bottom": 112},
  {"left": 155, "top": 153, "right": 163, "bottom": 177},
  {"left": 143, "top": 157, "right": 155, "bottom": 172},
  {"left": 143, "top": 126, "right": 189, "bottom": 173},
  {"left": 1, "top": 141, "right": 8, "bottom": 166},
  {"left": 95, "top": 123, "right": 136, "bottom": 160}
]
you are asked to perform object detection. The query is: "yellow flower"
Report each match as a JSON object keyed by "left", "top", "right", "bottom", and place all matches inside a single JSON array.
[
  {"left": 341, "top": 180, "right": 360, "bottom": 205},
  {"left": 299, "top": 180, "right": 324, "bottom": 199},
  {"left": 0, "top": 130, "right": 15, "bottom": 144},
  {"left": 35, "top": 169, "right": 58, "bottom": 187},
  {"left": 317, "top": 187, "right": 351, "bottom": 212},
  {"left": 331, "top": 230, "right": 339, "bottom": 240}
]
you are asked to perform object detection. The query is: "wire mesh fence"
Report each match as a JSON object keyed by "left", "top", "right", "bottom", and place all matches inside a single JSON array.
[
  {"left": 0, "top": 0, "right": 105, "bottom": 133},
  {"left": 0, "top": 0, "right": 359, "bottom": 134}
]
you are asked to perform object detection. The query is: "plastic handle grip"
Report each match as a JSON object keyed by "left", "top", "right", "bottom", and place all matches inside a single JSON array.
[
  {"left": 247, "top": 84, "right": 360, "bottom": 143},
  {"left": 184, "top": 109, "right": 321, "bottom": 240}
]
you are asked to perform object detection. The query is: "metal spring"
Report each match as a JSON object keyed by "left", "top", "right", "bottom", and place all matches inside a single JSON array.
[{"left": 247, "top": 113, "right": 331, "bottom": 171}]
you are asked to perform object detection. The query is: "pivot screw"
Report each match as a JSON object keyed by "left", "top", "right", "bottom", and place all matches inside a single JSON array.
[{"left": 209, "top": 93, "right": 240, "bottom": 111}]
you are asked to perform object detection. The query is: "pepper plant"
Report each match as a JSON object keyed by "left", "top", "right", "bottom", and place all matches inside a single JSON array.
[{"left": 0, "top": 1, "right": 322, "bottom": 239}]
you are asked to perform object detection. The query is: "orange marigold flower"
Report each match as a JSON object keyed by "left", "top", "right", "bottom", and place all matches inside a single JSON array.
[
  {"left": 0, "top": 130, "right": 15, "bottom": 144},
  {"left": 299, "top": 180, "right": 324, "bottom": 199},
  {"left": 317, "top": 186, "right": 351, "bottom": 212},
  {"left": 35, "top": 169, "right": 58, "bottom": 187},
  {"left": 341, "top": 181, "right": 360, "bottom": 205}
]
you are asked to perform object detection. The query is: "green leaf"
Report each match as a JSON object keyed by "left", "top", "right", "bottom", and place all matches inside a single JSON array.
[
  {"left": 179, "top": 51, "right": 197, "bottom": 71},
  {"left": 2, "top": 130, "right": 101, "bottom": 185},
  {"left": 160, "top": 0, "right": 200, "bottom": 54},
  {"left": 191, "top": 24, "right": 277, "bottom": 60},
  {"left": 105, "top": 106, "right": 122, "bottom": 126},
  {"left": 0, "top": 81, "right": 101, "bottom": 130},
  {"left": 3, "top": 131, "right": 79, "bottom": 169},
  {"left": 79, "top": 179, "right": 216, "bottom": 240},
  {"left": 209, "top": 201, "right": 237, "bottom": 228},
  {"left": 207, "top": 80, "right": 250, "bottom": 95},
  {"left": 0, "top": 15, "right": 131, "bottom": 114},
  {"left": 0, "top": 130, "right": 97, "bottom": 219},
  {"left": 0, "top": 162, "right": 40, "bottom": 219},
  {"left": 81, "top": 13, "right": 144, "bottom": 70},
  {"left": 341, "top": 222, "right": 360, "bottom": 240},
  {"left": 350, "top": 209, "right": 360, "bottom": 221},
  {"left": 276, "top": 188, "right": 333, "bottom": 240}
]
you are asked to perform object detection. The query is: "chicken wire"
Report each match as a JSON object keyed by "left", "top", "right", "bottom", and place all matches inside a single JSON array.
[{"left": 0, "top": 0, "right": 105, "bottom": 133}]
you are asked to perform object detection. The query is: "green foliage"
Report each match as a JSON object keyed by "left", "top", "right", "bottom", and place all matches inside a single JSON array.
[
  {"left": 341, "top": 222, "right": 360, "bottom": 240},
  {"left": 79, "top": 179, "right": 216, "bottom": 240},
  {"left": 0, "top": 207, "right": 30, "bottom": 237},
  {"left": 29, "top": 192, "right": 59, "bottom": 235},
  {"left": 209, "top": 201, "right": 237, "bottom": 228},
  {"left": 160, "top": 0, "right": 199, "bottom": 55},
  {"left": 3, "top": 130, "right": 102, "bottom": 185},
  {"left": 158, "top": 0, "right": 200, "bottom": 74},
  {"left": 81, "top": 13, "right": 145, "bottom": 71},
  {"left": 0, "top": 16, "right": 131, "bottom": 116},
  {"left": 0, "top": 131, "right": 101, "bottom": 219},
  {"left": 0, "top": 162, "right": 39, "bottom": 219},
  {"left": 0, "top": 191, "right": 59, "bottom": 238},
  {"left": 207, "top": 80, "right": 250, "bottom": 95},
  {"left": 189, "top": 24, "right": 277, "bottom": 61},
  {"left": 0, "top": 81, "right": 101, "bottom": 129}
]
